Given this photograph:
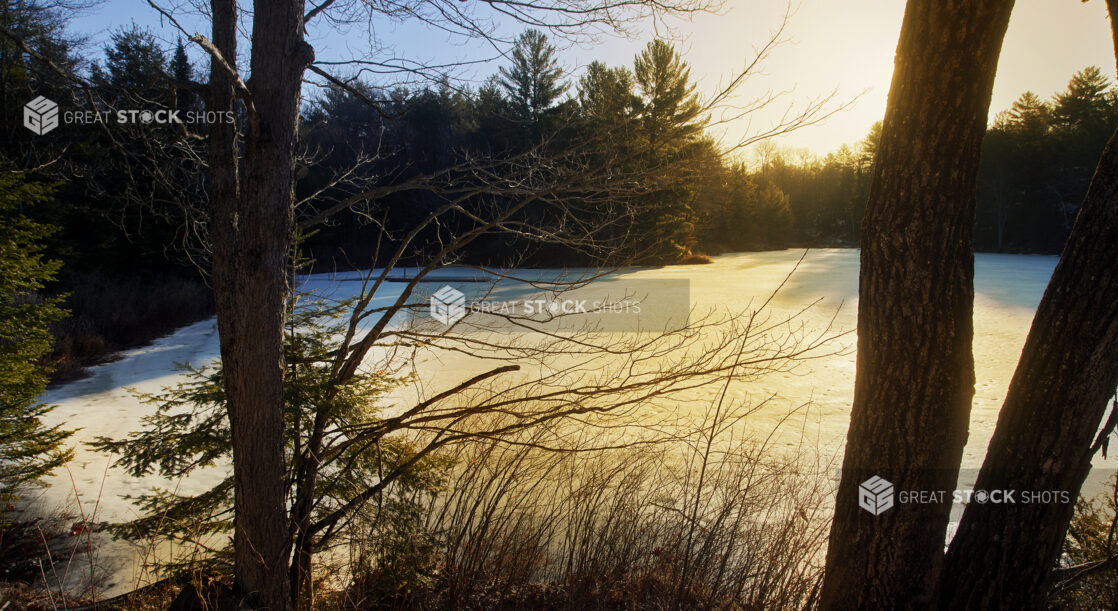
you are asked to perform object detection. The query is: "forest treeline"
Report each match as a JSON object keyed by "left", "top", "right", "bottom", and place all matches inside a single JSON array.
[
  {"left": 296, "top": 32, "right": 798, "bottom": 266},
  {"left": 8, "top": 19, "right": 1115, "bottom": 273},
  {"left": 763, "top": 66, "right": 1118, "bottom": 252},
  {"left": 4, "top": 20, "right": 799, "bottom": 270},
  {"left": 2, "top": 4, "right": 1116, "bottom": 377},
  {"left": 301, "top": 57, "right": 1118, "bottom": 260}
]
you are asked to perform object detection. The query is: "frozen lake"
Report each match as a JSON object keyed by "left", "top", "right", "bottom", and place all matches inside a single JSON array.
[{"left": 38, "top": 248, "right": 1107, "bottom": 594}]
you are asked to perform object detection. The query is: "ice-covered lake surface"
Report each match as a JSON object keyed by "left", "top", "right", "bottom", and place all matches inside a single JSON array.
[{"left": 36, "top": 248, "right": 1114, "bottom": 595}]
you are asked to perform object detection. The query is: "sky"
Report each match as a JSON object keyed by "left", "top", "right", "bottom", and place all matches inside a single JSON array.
[{"left": 69, "top": 0, "right": 1116, "bottom": 157}]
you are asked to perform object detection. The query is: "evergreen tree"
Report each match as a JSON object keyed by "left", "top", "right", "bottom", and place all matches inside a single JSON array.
[
  {"left": 693, "top": 163, "right": 793, "bottom": 252},
  {"left": 633, "top": 39, "right": 703, "bottom": 149},
  {"left": 0, "top": 0, "right": 82, "bottom": 158},
  {"left": 92, "top": 26, "right": 170, "bottom": 106},
  {"left": 1051, "top": 67, "right": 1117, "bottom": 192},
  {"left": 76, "top": 27, "right": 205, "bottom": 276},
  {"left": 859, "top": 121, "right": 883, "bottom": 166},
  {"left": 0, "top": 173, "right": 71, "bottom": 505},
  {"left": 475, "top": 76, "right": 518, "bottom": 153},
  {"left": 170, "top": 38, "right": 191, "bottom": 82},
  {"left": 1002, "top": 91, "right": 1051, "bottom": 135},
  {"left": 498, "top": 29, "right": 568, "bottom": 129},
  {"left": 631, "top": 39, "right": 705, "bottom": 262},
  {"left": 90, "top": 295, "right": 444, "bottom": 581},
  {"left": 1052, "top": 66, "right": 1114, "bottom": 131},
  {"left": 578, "top": 61, "right": 640, "bottom": 144},
  {"left": 170, "top": 38, "right": 197, "bottom": 111},
  {"left": 976, "top": 69, "right": 1118, "bottom": 252},
  {"left": 753, "top": 181, "right": 793, "bottom": 245}
]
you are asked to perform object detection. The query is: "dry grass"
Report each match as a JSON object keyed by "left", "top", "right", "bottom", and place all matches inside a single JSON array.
[
  {"left": 8, "top": 420, "right": 831, "bottom": 610},
  {"left": 324, "top": 399, "right": 833, "bottom": 610}
]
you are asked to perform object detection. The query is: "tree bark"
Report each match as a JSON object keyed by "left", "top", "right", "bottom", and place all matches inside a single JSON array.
[
  {"left": 207, "top": 1, "right": 312, "bottom": 608},
  {"left": 820, "top": 1, "right": 1014, "bottom": 607},
  {"left": 940, "top": 50, "right": 1118, "bottom": 611}
]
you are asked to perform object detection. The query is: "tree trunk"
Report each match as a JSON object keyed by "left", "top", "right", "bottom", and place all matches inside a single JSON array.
[
  {"left": 289, "top": 407, "right": 330, "bottom": 606},
  {"left": 939, "top": 28, "right": 1118, "bottom": 609},
  {"left": 820, "top": 1, "right": 1014, "bottom": 607},
  {"left": 208, "top": 1, "right": 312, "bottom": 608}
]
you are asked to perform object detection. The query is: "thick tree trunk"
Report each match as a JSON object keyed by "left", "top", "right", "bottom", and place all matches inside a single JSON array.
[
  {"left": 940, "top": 135, "right": 1118, "bottom": 609},
  {"left": 208, "top": 1, "right": 312, "bottom": 608},
  {"left": 939, "top": 108, "right": 1118, "bottom": 611},
  {"left": 820, "top": 1, "right": 1014, "bottom": 608}
]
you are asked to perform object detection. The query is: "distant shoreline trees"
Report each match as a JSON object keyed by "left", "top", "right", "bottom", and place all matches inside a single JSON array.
[
  {"left": 8, "top": 7, "right": 1110, "bottom": 283},
  {"left": 299, "top": 32, "right": 798, "bottom": 268},
  {"left": 763, "top": 67, "right": 1118, "bottom": 254}
]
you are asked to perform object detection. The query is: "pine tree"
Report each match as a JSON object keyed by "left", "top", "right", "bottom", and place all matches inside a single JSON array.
[
  {"left": 170, "top": 38, "right": 196, "bottom": 111},
  {"left": 633, "top": 39, "right": 703, "bottom": 150},
  {"left": 93, "top": 26, "right": 169, "bottom": 107},
  {"left": 1004, "top": 91, "right": 1051, "bottom": 135},
  {"left": 170, "top": 38, "right": 192, "bottom": 83},
  {"left": 0, "top": 173, "right": 71, "bottom": 505},
  {"left": 90, "top": 295, "right": 443, "bottom": 586},
  {"left": 859, "top": 121, "right": 883, "bottom": 165},
  {"left": 1053, "top": 66, "right": 1114, "bottom": 131},
  {"left": 578, "top": 61, "right": 640, "bottom": 139},
  {"left": 631, "top": 40, "right": 705, "bottom": 262},
  {"left": 498, "top": 29, "right": 568, "bottom": 128}
]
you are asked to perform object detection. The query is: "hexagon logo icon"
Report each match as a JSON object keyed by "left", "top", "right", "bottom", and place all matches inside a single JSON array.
[
  {"left": 859, "top": 475, "right": 894, "bottom": 516},
  {"left": 24, "top": 96, "right": 59, "bottom": 135},
  {"left": 431, "top": 285, "right": 466, "bottom": 326}
]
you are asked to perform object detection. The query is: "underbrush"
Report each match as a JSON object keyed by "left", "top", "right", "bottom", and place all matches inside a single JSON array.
[
  {"left": 32, "top": 287, "right": 835, "bottom": 609},
  {"left": 8, "top": 438, "right": 830, "bottom": 610},
  {"left": 1048, "top": 471, "right": 1118, "bottom": 609},
  {"left": 74, "top": 420, "right": 832, "bottom": 610},
  {"left": 316, "top": 426, "right": 833, "bottom": 610},
  {"left": 0, "top": 505, "right": 100, "bottom": 610}
]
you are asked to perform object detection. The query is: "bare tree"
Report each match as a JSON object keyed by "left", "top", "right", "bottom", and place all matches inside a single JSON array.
[{"left": 170, "top": 0, "right": 719, "bottom": 606}]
